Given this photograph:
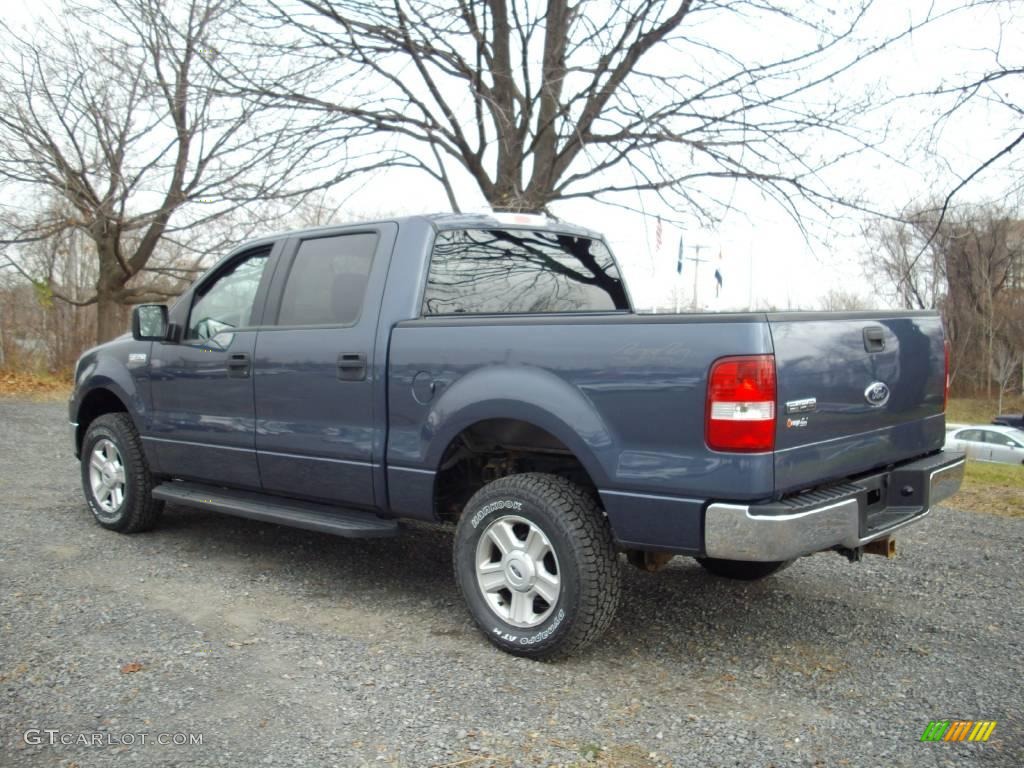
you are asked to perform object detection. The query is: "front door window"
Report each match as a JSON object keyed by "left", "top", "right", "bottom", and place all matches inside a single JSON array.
[{"left": 188, "top": 251, "right": 270, "bottom": 340}]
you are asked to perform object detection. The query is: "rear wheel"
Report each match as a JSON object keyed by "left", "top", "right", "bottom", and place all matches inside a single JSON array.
[
  {"left": 695, "top": 557, "right": 794, "bottom": 581},
  {"left": 80, "top": 413, "right": 163, "bottom": 533},
  {"left": 453, "top": 473, "right": 620, "bottom": 659}
]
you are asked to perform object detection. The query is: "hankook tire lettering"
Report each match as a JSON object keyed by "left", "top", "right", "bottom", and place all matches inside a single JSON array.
[{"left": 470, "top": 499, "right": 522, "bottom": 528}]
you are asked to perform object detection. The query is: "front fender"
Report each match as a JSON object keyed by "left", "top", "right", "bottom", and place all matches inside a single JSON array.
[
  {"left": 422, "top": 364, "right": 616, "bottom": 485},
  {"left": 71, "top": 340, "right": 152, "bottom": 439}
]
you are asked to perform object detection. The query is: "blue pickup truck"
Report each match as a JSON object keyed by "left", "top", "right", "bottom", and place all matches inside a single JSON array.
[{"left": 69, "top": 213, "right": 965, "bottom": 657}]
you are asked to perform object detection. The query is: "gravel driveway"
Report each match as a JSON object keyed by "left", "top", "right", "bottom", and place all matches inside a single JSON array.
[{"left": 1, "top": 397, "right": 1021, "bottom": 767}]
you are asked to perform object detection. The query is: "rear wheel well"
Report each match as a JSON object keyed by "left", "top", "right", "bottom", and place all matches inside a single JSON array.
[
  {"left": 76, "top": 389, "right": 129, "bottom": 454},
  {"left": 433, "top": 418, "right": 599, "bottom": 523}
]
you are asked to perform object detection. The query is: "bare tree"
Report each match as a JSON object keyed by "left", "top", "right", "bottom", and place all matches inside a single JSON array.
[
  {"left": 863, "top": 208, "right": 945, "bottom": 311},
  {"left": 227, "top": 0, "right": 952, "bottom": 222},
  {"left": 864, "top": 202, "right": 1023, "bottom": 395},
  {"left": 945, "top": 212, "right": 1020, "bottom": 397},
  {"left": 991, "top": 339, "right": 1018, "bottom": 415},
  {"left": 818, "top": 288, "right": 875, "bottom": 312},
  {"left": 0, "top": 0, "right": 346, "bottom": 343},
  {"left": 901, "top": 0, "right": 1022, "bottom": 247}
]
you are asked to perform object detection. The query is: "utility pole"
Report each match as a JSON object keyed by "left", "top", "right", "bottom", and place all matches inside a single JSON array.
[
  {"left": 747, "top": 241, "right": 754, "bottom": 311},
  {"left": 674, "top": 235, "right": 684, "bottom": 314},
  {"left": 689, "top": 245, "right": 708, "bottom": 311}
]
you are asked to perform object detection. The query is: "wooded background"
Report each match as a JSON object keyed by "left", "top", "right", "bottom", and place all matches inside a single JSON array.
[{"left": 1, "top": 0, "right": 1021, "bottom": 399}]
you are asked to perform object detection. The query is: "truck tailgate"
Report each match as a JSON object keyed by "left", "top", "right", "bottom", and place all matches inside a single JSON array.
[{"left": 768, "top": 312, "right": 947, "bottom": 495}]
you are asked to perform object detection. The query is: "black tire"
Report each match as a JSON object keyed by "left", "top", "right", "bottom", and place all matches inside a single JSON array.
[
  {"left": 80, "top": 412, "right": 163, "bottom": 533},
  {"left": 695, "top": 556, "right": 794, "bottom": 581},
  {"left": 453, "top": 473, "right": 621, "bottom": 660}
]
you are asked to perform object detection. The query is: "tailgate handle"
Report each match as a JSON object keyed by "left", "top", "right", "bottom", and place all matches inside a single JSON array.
[{"left": 863, "top": 326, "right": 885, "bottom": 353}]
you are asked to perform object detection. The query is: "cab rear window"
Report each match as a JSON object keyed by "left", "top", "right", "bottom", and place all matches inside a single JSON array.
[{"left": 422, "top": 228, "right": 629, "bottom": 315}]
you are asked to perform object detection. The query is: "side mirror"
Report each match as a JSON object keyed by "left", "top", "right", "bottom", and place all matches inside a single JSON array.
[{"left": 132, "top": 304, "right": 169, "bottom": 341}]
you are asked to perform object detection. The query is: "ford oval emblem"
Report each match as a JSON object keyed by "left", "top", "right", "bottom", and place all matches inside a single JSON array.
[{"left": 864, "top": 381, "right": 890, "bottom": 407}]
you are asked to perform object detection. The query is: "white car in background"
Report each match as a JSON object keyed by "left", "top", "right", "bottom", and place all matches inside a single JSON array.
[{"left": 944, "top": 424, "right": 1024, "bottom": 465}]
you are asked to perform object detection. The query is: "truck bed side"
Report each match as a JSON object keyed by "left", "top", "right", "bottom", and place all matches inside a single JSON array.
[{"left": 385, "top": 313, "right": 775, "bottom": 553}]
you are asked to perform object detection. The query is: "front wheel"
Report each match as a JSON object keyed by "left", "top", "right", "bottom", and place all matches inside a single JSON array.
[
  {"left": 453, "top": 473, "right": 621, "bottom": 659},
  {"left": 80, "top": 413, "right": 163, "bottom": 533},
  {"left": 695, "top": 556, "right": 794, "bottom": 581}
]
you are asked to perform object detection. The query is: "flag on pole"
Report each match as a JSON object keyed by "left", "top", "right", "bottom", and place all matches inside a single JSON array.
[
  {"left": 655, "top": 216, "right": 663, "bottom": 251},
  {"left": 676, "top": 236, "right": 684, "bottom": 274}
]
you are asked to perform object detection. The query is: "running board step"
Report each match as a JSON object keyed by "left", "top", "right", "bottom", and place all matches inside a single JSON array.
[{"left": 152, "top": 481, "right": 399, "bottom": 538}]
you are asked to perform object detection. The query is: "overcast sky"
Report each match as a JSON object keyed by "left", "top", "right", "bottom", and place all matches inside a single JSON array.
[
  {"left": 3, "top": 0, "right": 1021, "bottom": 312},
  {"left": 322, "top": 0, "right": 1021, "bottom": 312}
]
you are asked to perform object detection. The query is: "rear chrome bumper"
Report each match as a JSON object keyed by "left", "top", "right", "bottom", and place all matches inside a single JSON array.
[{"left": 703, "top": 451, "right": 966, "bottom": 562}]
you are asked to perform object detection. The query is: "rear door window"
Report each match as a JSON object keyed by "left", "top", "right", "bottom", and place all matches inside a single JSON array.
[
  {"left": 983, "top": 430, "right": 1014, "bottom": 447},
  {"left": 423, "top": 228, "right": 629, "bottom": 315},
  {"left": 277, "top": 233, "right": 378, "bottom": 326}
]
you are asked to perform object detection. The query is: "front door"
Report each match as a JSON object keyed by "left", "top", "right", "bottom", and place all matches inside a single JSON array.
[
  {"left": 147, "top": 246, "right": 277, "bottom": 489},
  {"left": 253, "top": 225, "right": 395, "bottom": 508},
  {"left": 985, "top": 430, "right": 1019, "bottom": 463},
  {"left": 957, "top": 430, "right": 985, "bottom": 461}
]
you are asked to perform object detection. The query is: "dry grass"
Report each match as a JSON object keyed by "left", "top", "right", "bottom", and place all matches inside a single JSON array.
[
  {"left": 944, "top": 397, "right": 1024, "bottom": 516},
  {"left": 946, "top": 396, "right": 1024, "bottom": 425},
  {"left": 946, "top": 460, "right": 1024, "bottom": 518},
  {"left": 0, "top": 368, "right": 72, "bottom": 400}
]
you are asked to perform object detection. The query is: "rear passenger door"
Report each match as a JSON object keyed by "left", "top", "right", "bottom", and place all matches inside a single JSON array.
[{"left": 252, "top": 225, "right": 397, "bottom": 509}]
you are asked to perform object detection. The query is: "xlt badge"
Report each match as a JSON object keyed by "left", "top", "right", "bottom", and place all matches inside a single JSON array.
[{"left": 785, "top": 397, "right": 817, "bottom": 415}]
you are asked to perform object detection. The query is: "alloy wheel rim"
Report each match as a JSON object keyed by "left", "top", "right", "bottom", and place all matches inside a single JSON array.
[
  {"left": 475, "top": 514, "right": 561, "bottom": 628},
  {"left": 89, "top": 438, "right": 126, "bottom": 519}
]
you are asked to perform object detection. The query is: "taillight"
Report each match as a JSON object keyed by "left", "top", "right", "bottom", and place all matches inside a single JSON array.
[
  {"left": 943, "top": 338, "right": 950, "bottom": 412},
  {"left": 706, "top": 354, "right": 777, "bottom": 452}
]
